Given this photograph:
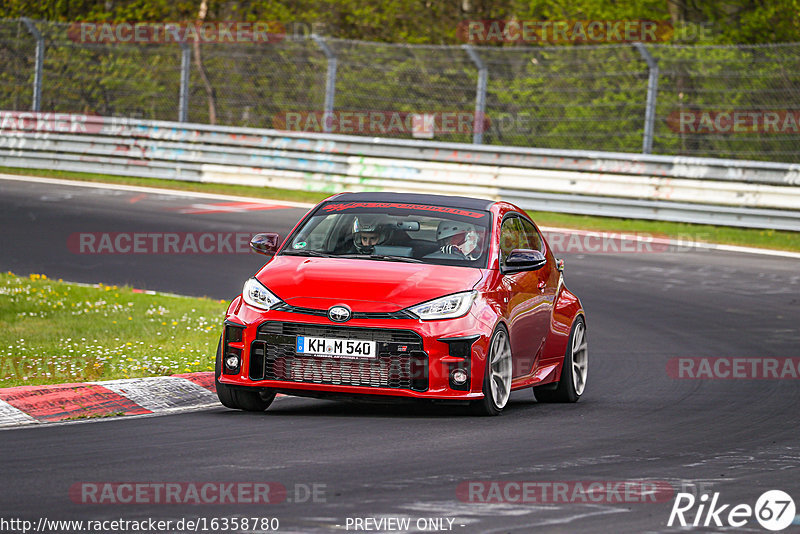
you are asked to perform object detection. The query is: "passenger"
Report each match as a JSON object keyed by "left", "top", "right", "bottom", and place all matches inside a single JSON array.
[{"left": 437, "top": 220, "right": 481, "bottom": 260}]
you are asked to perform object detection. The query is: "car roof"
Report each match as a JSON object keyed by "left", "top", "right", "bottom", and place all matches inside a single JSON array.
[{"left": 328, "top": 191, "right": 495, "bottom": 211}]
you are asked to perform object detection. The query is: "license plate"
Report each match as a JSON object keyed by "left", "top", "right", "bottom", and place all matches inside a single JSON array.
[{"left": 296, "top": 336, "right": 377, "bottom": 359}]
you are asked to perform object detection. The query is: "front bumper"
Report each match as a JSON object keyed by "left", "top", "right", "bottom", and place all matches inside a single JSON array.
[{"left": 218, "top": 297, "right": 492, "bottom": 400}]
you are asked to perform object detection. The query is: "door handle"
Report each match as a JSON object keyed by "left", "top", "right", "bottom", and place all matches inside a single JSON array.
[{"left": 537, "top": 280, "right": 546, "bottom": 291}]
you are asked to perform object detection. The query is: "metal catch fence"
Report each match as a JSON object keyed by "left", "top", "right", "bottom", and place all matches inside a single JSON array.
[{"left": 1, "top": 19, "right": 799, "bottom": 162}]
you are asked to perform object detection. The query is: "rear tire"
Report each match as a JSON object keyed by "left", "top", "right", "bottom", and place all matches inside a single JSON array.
[
  {"left": 215, "top": 337, "right": 276, "bottom": 412},
  {"left": 534, "top": 316, "right": 587, "bottom": 403},
  {"left": 470, "top": 325, "right": 512, "bottom": 416}
]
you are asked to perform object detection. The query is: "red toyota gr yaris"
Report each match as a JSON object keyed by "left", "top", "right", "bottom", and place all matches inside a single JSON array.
[{"left": 216, "top": 192, "right": 587, "bottom": 415}]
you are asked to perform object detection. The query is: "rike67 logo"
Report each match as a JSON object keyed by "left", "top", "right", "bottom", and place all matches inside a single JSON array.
[{"left": 668, "top": 490, "right": 796, "bottom": 531}]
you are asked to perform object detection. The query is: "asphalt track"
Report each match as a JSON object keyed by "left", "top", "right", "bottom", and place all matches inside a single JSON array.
[{"left": 1, "top": 176, "right": 799, "bottom": 533}]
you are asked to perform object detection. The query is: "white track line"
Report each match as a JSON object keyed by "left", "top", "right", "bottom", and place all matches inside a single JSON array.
[{"left": 0, "top": 173, "right": 316, "bottom": 208}]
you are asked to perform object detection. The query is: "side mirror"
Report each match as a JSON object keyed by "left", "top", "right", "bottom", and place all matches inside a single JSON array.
[
  {"left": 250, "top": 233, "right": 280, "bottom": 255},
  {"left": 504, "top": 249, "right": 547, "bottom": 273},
  {"left": 556, "top": 258, "right": 565, "bottom": 272}
]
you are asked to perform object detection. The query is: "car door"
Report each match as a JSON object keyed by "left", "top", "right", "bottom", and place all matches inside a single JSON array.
[
  {"left": 499, "top": 216, "right": 551, "bottom": 378},
  {"left": 518, "top": 217, "right": 557, "bottom": 367}
]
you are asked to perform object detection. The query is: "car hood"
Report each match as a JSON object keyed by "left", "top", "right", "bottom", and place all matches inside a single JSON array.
[{"left": 255, "top": 255, "right": 485, "bottom": 312}]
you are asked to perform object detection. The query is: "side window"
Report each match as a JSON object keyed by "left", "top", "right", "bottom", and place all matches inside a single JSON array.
[
  {"left": 519, "top": 218, "right": 544, "bottom": 252},
  {"left": 290, "top": 214, "right": 339, "bottom": 250},
  {"left": 499, "top": 217, "right": 524, "bottom": 267}
]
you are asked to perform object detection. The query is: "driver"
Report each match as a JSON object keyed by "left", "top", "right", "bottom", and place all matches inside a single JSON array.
[
  {"left": 437, "top": 220, "right": 481, "bottom": 260},
  {"left": 352, "top": 214, "right": 393, "bottom": 254}
]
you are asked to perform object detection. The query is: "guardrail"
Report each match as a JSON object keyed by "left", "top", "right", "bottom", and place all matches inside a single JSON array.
[{"left": 1, "top": 111, "right": 799, "bottom": 231}]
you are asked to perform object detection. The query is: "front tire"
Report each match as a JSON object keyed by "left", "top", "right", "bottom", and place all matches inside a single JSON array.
[
  {"left": 470, "top": 326, "right": 512, "bottom": 416},
  {"left": 534, "top": 316, "right": 587, "bottom": 403},
  {"left": 215, "top": 337, "right": 276, "bottom": 412}
]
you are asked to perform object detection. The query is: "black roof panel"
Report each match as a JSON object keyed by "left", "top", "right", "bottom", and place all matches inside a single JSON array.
[{"left": 328, "top": 192, "right": 494, "bottom": 211}]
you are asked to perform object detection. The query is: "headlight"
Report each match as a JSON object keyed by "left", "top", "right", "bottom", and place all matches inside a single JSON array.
[
  {"left": 242, "top": 278, "right": 282, "bottom": 310},
  {"left": 407, "top": 291, "right": 477, "bottom": 320}
]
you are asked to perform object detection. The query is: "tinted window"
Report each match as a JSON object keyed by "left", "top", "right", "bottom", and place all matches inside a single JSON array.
[
  {"left": 519, "top": 218, "right": 544, "bottom": 252},
  {"left": 282, "top": 201, "right": 492, "bottom": 268},
  {"left": 500, "top": 216, "right": 544, "bottom": 268},
  {"left": 499, "top": 217, "right": 525, "bottom": 268}
]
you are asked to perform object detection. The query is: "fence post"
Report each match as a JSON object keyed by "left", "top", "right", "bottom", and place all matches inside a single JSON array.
[
  {"left": 178, "top": 41, "right": 191, "bottom": 122},
  {"left": 312, "top": 34, "right": 337, "bottom": 133},
  {"left": 633, "top": 42, "right": 659, "bottom": 154},
  {"left": 21, "top": 18, "right": 44, "bottom": 112},
  {"left": 463, "top": 45, "right": 488, "bottom": 145}
]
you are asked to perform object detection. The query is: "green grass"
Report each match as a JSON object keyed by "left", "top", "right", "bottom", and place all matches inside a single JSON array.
[
  {"left": 63, "top": 411, "right": 126, "bottom": 420},
  {"left": 0, "top": 272, "right": 226, "bottom": 388},
  {"left": 2, "top": 166, "right": 798, "bottom": 252}
]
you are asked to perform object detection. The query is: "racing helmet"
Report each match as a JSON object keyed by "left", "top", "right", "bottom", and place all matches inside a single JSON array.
[
  {"left": 437, "top": 220, "right": 481, "bottom": 258},
  {"left": 353, "top": 214, "right": 392, "bottom": 253}
]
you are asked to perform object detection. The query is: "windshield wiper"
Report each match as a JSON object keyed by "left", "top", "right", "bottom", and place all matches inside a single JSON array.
[
  {"left": 339, "top": 254, "right": 423, "bottom": 263},
  {"left": 284, "top": 251, "right": 423, "bottom": 263},
  {"left": 281, "top": 250, "right": 338, "bottom": 258}
]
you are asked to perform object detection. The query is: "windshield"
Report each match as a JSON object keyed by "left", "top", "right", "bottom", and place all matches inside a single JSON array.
[{"left": 281, "top": 201, "right": 492, "bottom": 268}]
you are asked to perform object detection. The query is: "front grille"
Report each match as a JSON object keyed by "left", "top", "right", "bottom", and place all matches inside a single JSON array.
[
  {"left": 250, "top": 322, "right": 428, "bottom": 391},
  {"left": 271, "top": 302, "right": 415, "bottom": 320}
]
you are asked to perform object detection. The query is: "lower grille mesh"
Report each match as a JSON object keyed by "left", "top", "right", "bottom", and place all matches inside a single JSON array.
[{"left": 270, "top": 354, "right": 410, "bottom": 388}]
